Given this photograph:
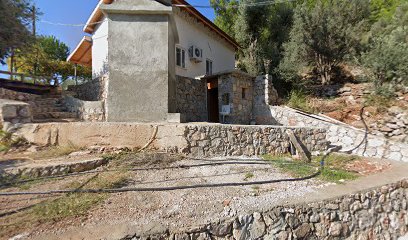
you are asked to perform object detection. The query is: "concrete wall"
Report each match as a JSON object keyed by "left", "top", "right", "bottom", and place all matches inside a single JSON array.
[
  {"left": 105, "top": 14, "right": 170, "bottom": 122},
  {"left": 101, "top": 0, "right": 175, "bottom": 122},
  {"left": 92, "top": 17, "right": 109, "bottom": 78},
  {"left": 173, "top": 9, "right": 236, "bottom": 78}
]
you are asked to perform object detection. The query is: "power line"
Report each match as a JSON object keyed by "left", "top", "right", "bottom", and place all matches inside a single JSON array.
[{"left": 38, "top": 0, "right": 295, "bottom": 27}]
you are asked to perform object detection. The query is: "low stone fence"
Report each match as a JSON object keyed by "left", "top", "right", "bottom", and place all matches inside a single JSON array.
[
  {"left": 120, "top": 179, "right": 408, "bottom": 239},
  {"left": 0, "top": 99, "right": 32, "bottom": 125},
  {"left": 269, "top": 106, "right": 408, "bottom": 162},
  {"left": 15, "top": 122, "right": 328, "bottom": 157},
  {"left": 0, "top": 88, "right": 42, "bottom": 103},
  {"left": 62, "top": 96, "right": 104, "bottom": 122},
  {"left": 67, "top": 75, "right": 108, "bottom": 101}
]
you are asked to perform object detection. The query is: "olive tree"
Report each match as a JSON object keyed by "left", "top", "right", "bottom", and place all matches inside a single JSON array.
[{"left": 279, "top": 0, "right": 370, "bottom": 85}]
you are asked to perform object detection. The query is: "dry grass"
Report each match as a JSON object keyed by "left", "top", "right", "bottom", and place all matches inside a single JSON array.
[{"left": 31, "top": 143, "right": 82, "bottom": 160}]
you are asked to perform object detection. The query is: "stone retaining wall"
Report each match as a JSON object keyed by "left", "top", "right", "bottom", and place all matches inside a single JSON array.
[
  {"left": 0, "top": 99, "right": 32, "bottom": 125},
  {"left": 62, "top": 96, "right": 104, "bottom": 122},
  {"left": 183, "top": 125, "right": 327, "bottom": 157},
  {"left": 253, "top": 75, "right": 279, "bottom": 125},
  {"left": 269, "top": 106, "right": 408, "bottom": 162},
  {"left": 67, "top": 75, "right": 108, "bottom": 101},
  {"left": 175, "top": 76, "right": 207, "bottom": 122},
  {"left": 121, "top": 179, "right": 408, "bottom": 240},
  {"left": 0, "top": 88, "right": 42, "bottom": 102},
  {"left": 15, "top": 122, "right": 328, "bottom": 157}
]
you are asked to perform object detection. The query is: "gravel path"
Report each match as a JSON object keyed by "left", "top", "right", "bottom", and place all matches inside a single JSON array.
[{"left": 24, "top": 157, "right": 324, "bottom": 240}]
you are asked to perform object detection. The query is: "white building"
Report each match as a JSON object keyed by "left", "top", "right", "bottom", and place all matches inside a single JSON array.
[{"left": 68, "top": 0, "right": 238, "bottom": 79}]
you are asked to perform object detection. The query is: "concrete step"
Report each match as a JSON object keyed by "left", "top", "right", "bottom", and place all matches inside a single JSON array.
[{"left": 33, "top": 111, "right": 78, "bottom": 119}]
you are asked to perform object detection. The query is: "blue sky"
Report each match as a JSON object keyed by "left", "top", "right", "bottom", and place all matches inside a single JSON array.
[
  {"left": 33, "top": 0, "right": 215, "bottom": 51},
  {"left": 1, "top": 0, "right": 215, "bottom": 71}
]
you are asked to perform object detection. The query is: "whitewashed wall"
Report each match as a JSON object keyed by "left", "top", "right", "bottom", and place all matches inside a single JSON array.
[
  {"left": 92, "top": 17, "right": 109, "bottom": 78},
  {"left": 174, "top": 13, "right": 236, "bottom": 78}
]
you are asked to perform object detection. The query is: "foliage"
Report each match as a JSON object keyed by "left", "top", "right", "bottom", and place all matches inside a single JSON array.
[
  {"left": 263, "top": 153, "right": 359, "bottom": 183},
  {"left": 0, "top": 0, "right": 34, "bottom": 63},
  {"left": 369, "top": 0, "right": 402, "bottom": 22},
  {"left": 279, "top": 0, "right": 371, "bottom": 85},
  {"left": 31, "top": 142, "right": 82, "bottom": 159},
  {"left": 361, "top": 2, "right": 408, "bottom": 88},
  {"left": 0, "top": 130, "right": 28, "bottom": 152},
  {"left": 286, "top": 89, "right": 312, "bottom": 112},
  {"left": 210, "top": 0, "right": 239, "bottom": 38},
  {"left": 234, "top": 0, "right": 294, "bottom": 76},
  {"left": 9, "top": 35, "right": 91, "bottom": 84}
]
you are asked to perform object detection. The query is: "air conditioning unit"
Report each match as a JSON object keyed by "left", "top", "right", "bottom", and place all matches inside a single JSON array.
[{"left": 189, "top": 45, "right": 203, "bottom": 63}]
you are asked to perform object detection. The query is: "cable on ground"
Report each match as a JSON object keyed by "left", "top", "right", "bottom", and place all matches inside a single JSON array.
[{"left": 0, "top": 108, "right": 368, "bottom": 197}]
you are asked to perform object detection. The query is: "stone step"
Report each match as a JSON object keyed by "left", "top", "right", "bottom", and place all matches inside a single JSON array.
[
  {"left": 32, "top": 106, "right": 66, "bottom": 113},
  {"left": 32, "top": 118, "right": 79, "bottom": 123},
  {"left": 33, "top": 111, "right": 78, "bottom": 119}
]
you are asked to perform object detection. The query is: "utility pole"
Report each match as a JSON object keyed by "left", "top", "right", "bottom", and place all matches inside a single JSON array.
[
  {"left": 32, "top": 5, "right": 38, "bottom": 76},
  {"left": 32, "top": 6, "right": 36, "bottom": 36}
]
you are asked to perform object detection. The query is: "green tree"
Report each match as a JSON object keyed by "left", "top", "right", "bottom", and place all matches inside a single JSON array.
[
  {"left": 279, "top": 0, "right": 371, "bottom": 85},
  {"left": 362, "top": 2, "right": 408, "bottom": 87},
  {"left": 210, "top": 0, "right": 239, "bottom": 38},
  {"left": 11, "top": 36, "right": 91, "bottom": 84},
  {"left": 369, "top": 0, "right": 401, "bottom": 22},
  {"left": 0, "top": 0, "right": 33, "bottom": 64}
]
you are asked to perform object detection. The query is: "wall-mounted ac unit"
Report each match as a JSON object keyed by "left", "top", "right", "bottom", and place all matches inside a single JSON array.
[{"left": 189, "top": 45, "right": 203, "bottom": 63}]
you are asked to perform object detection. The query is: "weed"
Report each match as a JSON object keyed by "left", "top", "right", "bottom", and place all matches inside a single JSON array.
[
  {"left": 243, "top": 172, "right": 254, "bottom": 181},
  {"left": 364, "top": 93, "right": 392, "bottom": 113},
  {"left": 286, "top": 89, "right": 313, "bottom": 113},
  {"left": 31, "top": 142, "right": 82, "bottom": 159},
  {"left": 263, "top": 153, "right": 359, "bottom": 183}
]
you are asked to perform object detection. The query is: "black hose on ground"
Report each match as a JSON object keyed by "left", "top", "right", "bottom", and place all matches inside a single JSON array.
[{"left": 0, "top": 108, "right": 369, "bottom": 197}]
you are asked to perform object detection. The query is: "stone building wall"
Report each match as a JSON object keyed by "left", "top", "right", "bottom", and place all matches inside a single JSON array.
[
  {"left": 270, "top": 106, "right": 408, "bottom": 162},
  {"left": 119, "top": 179, "right": 408, "bottom": 240},
  {"left": 253, "top": 75, "right": 280, "bottom": 125},
  {"left": 175, "top": 76, "right": 207, "bottom": 122},
  {"left": 218, "top": 71, "right": 254, "bottom": 124},
  {"left": 67, "top": 75, "right": 108, "bottom": 101},
  {"left": 62, "top": 96, "right": 104, "bottom": 122},
  {"left": 0, "top": 99, "right": 32, "bottom": 125}
]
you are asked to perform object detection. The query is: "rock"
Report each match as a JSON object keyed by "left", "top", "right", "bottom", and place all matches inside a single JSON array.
[
  {"left": 209, "top": 221, "right": 232, "bottom": 237},
  {"left": 380, "top": 126, "right": 393, "bottom": 132},
  {"left": 294, "top": 223, "right": 311, "bottom": 238},
  {"left": 329, "top": 222, "right": 342, "bottom": 237},
  {"left": 249, "top": 212, "right": 266, "bottom": 239},
  {"left": 68, "top": 150, "right": 92, "bottom": 157}
]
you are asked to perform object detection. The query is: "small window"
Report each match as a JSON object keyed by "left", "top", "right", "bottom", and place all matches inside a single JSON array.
[
  {"left": 206, "top": 59, "right": 213, "bottom": 75},
  {"left": 242, "top": 88, "right": 247, "bottom": 99},
  {"left": 222, "top": 93, "right": 230, "bottom": 105},
  {"left": 176, "top": 46, "right": 186, "bottom": 68}
]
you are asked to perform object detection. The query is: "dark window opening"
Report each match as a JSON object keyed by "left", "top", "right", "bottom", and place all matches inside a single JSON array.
[
  {"left": 206, "top": 59, "right": 213, "bottom": 75},
  {"left": 176, "top": 46, "right": 185, "bottom": 68},
  {"left": 242, "top": 88, "right": 247, "bottom": 99}
]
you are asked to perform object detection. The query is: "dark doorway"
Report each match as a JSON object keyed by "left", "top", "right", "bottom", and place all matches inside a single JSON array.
[{"left": 207, "top": 78, "right": 219, "bottom": 123}]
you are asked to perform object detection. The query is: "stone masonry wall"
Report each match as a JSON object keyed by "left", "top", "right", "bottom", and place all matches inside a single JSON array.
[
  {"left": 270, "top": 106, "right": 408, "bottom": 162},
  {"left": 218, "top": 72, "right": 254, "bottom": 124},
  {"left": 62, "top": 96, "right": 104, "bottom": 122},
  {"left": 67, "top": 75, "right": 108, "bottom": 101},
  {"left": 175, "top": 75, "right": 207, "bottom": 122},
  {"left": 0, "top": 88, "right": 42, "bottom": 102},
  {"left": 121, "top": 179, "right": 408, "bottom": 240},
  {"left": 0, "top": 99, "right": 32, "bottom": 125},
  {"left": 182, "top": 124, "right": 328, "bottom": 157},
  {"left": 253, "top": 75, "right": 280, "bottom": 125}
]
